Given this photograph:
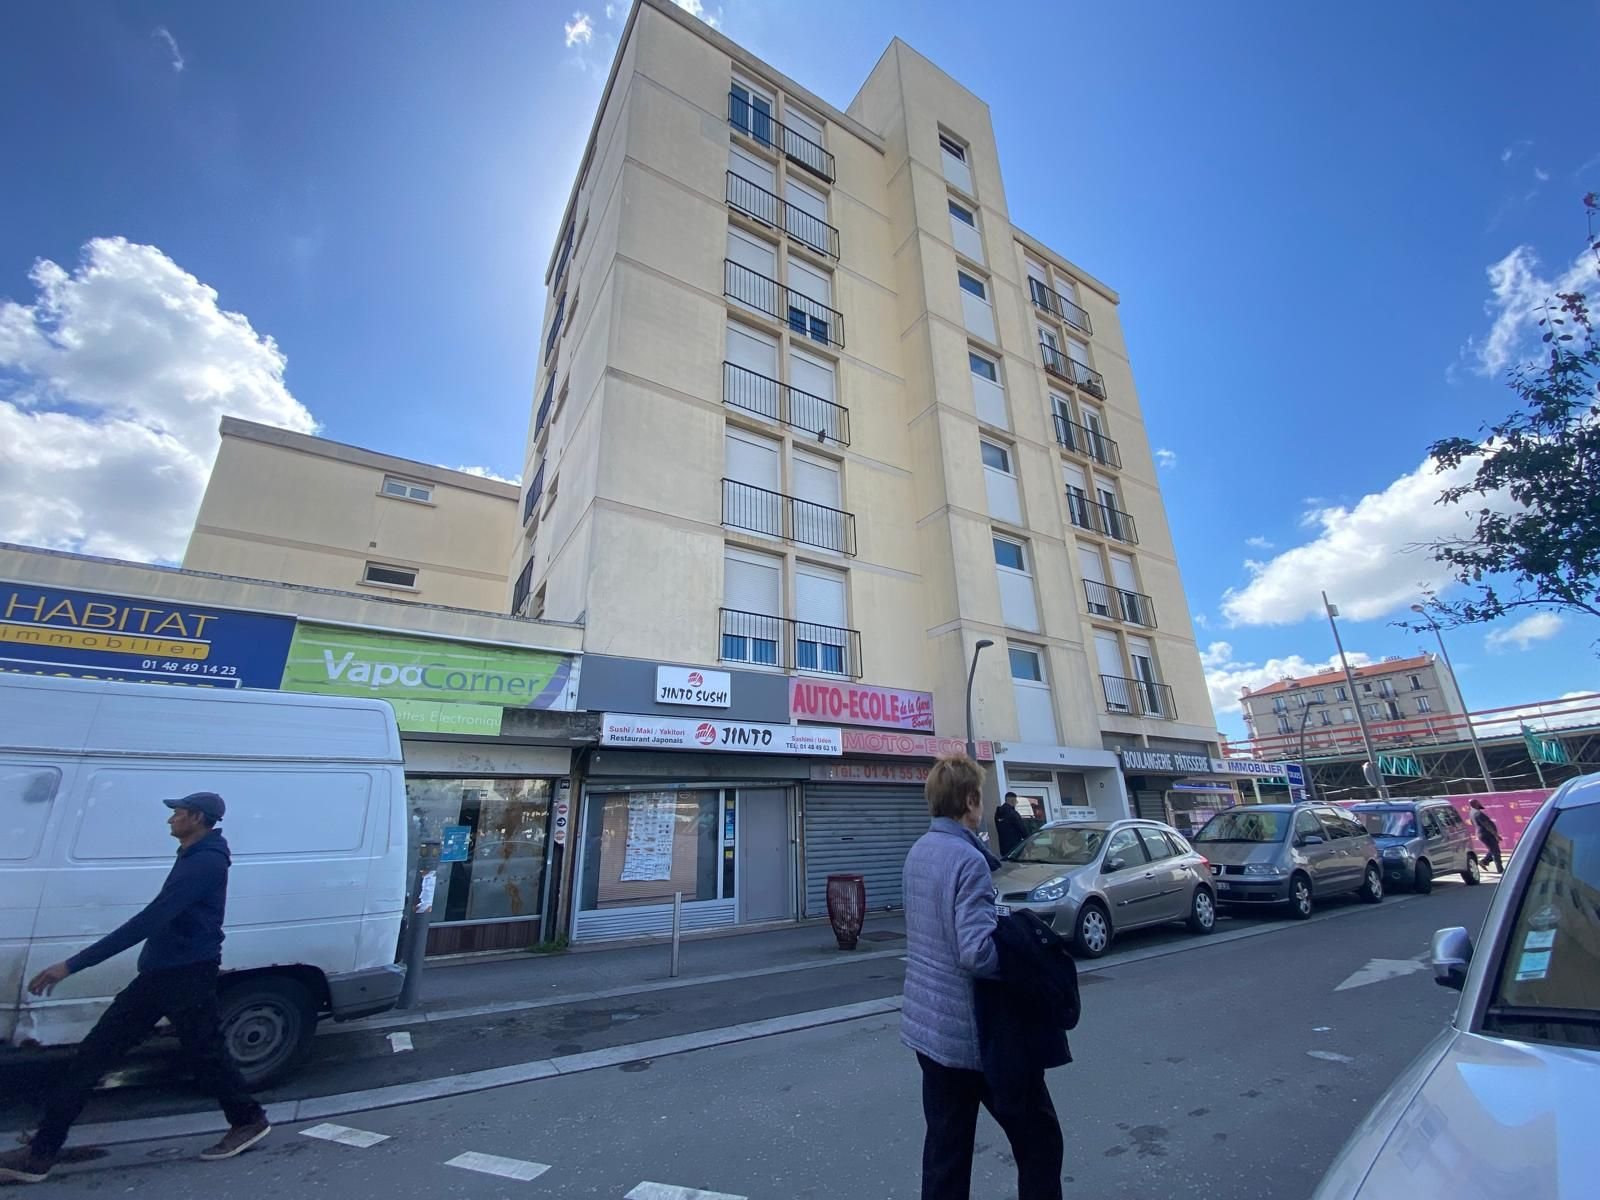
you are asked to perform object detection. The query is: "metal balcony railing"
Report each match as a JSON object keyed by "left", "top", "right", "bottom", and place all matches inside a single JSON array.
[
  {"left": 511, "top": 557, "right": 535, "bottom": 616},
  {"left": 728, "top": 93, "right": 835, "bottom": 182},
  {"left": 1066, "top": 493, "right": 1139, "bottom": 544},
  {"left": 551, "top": 224, "right": 574, "bottom": 291},
  {"left": 1028, "top": 277, "right": 1092, "bottom": 335},
  {"left": 544, "top": 296, "right": 564, "bottom": 363},
  {"left": 1051, "top": 413, "right": 1120, "bottom": 468},
  {"left": 1039, "top": 342, "right": 1108, "bottom": 400},
  {"left": 1101, "top": 674, "right": 1176, "bottom": 720},
  {"left": 725, "top": 260, "right": 844, "bottom": 349},
  {"left": 522, "top": 461, "right": 545, "bottom": 525},
  {"left": 723, "top": 362, "right": 850, "bottom": 446},
  {"left": 534, "top": 377, "right": 554, "bottom": 439},
  {"left": 1083, "top": 580, "right": 1156, "bottom": 628},
  {"left": 726, "top": 172, "right": 839, "bottom": 260},
  {"left": 723, "top": 478, "right": 856, "bottom": 555},
  {"left": 719, "top": 607, "right": 862, "bottom": 677}
]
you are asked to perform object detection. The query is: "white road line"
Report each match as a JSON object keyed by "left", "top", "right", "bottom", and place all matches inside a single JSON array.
[
  {"left": 387, "top": 1032, "right": 413, "bottom": 1053},
  {"left": 1307, "top": 1050, "right": 1354, "bottom": 1063},
  {"left": 299, "top": 1122, "right": 390, "bottom": 1148},
  {"left": 626, "top": 1184, "right": 748, "bottom": 1200},
  {"left": 445, "top": 1151, "right": 551, "bottom": 1181}
]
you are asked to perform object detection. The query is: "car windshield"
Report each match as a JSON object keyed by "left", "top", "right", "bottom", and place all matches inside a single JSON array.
[
  {"left": 1483, "top": 801, "right": 1600, "bottom": 1044},
  {"left": 1009, "top": 826, "right": 1106, "bottom": 866},
  {"left": 1193, "top": 810, "right": 1287, "bottom": 843},
  {"left": 1358, "top": 810, "right": 1417, "bottom": 838}
]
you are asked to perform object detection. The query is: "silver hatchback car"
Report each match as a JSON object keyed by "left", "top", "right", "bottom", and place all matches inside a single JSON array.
[{"left": 990, "top": 819, "right": 1217, "bottom": 959}]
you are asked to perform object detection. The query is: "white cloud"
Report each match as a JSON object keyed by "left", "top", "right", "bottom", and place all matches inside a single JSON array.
[
  {"left": 1484, "top": 612, "right": 1565, "bottom": 653},
  {"left": 1219, "top": 454, "right": 1499, "bottom": 627},
  {"left": 1154, "top": 447, "right": 1177, "bottom": 469},
  {"left": 1477, "top": 692, "right": 1598, "bottom": 738},
  {"left": 1534, "top": 167, "right": 1550, "bottom": 183},
  {"left": 454, "top": 465, "right": 521, "bottom": 485},
  {"left": 564, "top": 11, "right": 595, "bottom": 47},
  {"left": 604, "top": 2, "right": 617, "bottom": 18},
  {"left": 1200, "top": 643, "right": 1374, "bottom": 719},
  {"left": 1466, "top": 244, "right": 1594, "bottom": 376},
  {"left": 1244, "top": 535, "right": 1274, "bottom": 550},
  {"left": 669, "top": 0, "right": 722, "bottom": 27},
  {"left": 0, "top": 237, "right": 315, "bottom": 563},
  {"left": 152, "top": 26, "right": 185, "bottom": 72},
  {"left": 1192, "top": 612, "right": 1209, "bottom": 629}
]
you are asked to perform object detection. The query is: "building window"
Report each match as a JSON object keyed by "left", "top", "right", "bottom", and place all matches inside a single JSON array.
[
  {"left": 722, "top": 549, "right": 782, "bottom": 666},
  {"left": 939, "top": 133, "right": 967, "bottom": 163},
  {"left": 980, "top": 440, "right": 1011, "bottom": 473},
  {"left": 1277, "top": 715, "right": 1292, "bottom": 735},
  {"left": 730, "top": 78, "right": 774, "bottom": 145},
  {"left": 406, "top": 778, "right": 552, "bottom": 926},
  {"left": 381, "top": 476, "right": 433, "bottom": 503},
  {"left": 993, "top": 535, "right": 1037, "bottom": 631},
  {"left": 1417, "top": 695, "right": 1433, "bottom": 713},
  {"left": 363, "top": 562, "right": 417, "bottom": 589},
  {"left": 795, "top": 564, "right": 849, "bottom": 675},
  {"left": 1341, "top": 707, "right": 1354, "bottom": 722},
  {"left": 1409, "top": 674, "right": 1423, "bottom": 691},
  {"left": 969, "top": 350, "right": 1006, "bottom": 428},
  {"left": 1273, "top": 698, "right": 1287, "bottom": 713},
  {"left": 1336, "top": 686, "right": 1348, "bottom": 701},
  {"left": 1313, "top": 689, "right": 1326, "bottom": 704},
  {"left": 1319, "top": 710, "right": 1332, "bottom": 726},
  {"left": 992, "top": 536, "right": 1026, "bottom": 572},
  {"left": 958, "top": 271, "right": 987, "bottom": 300},
  {"left": 1009, "top": 646, "right": 1042, "bottom": 682},
  {"left": 948, "top": 199, "right": 976, "bottom": 227},
  {"left": 968, "top": 351, "right": 997, "bottom": 382},
  {"left": 1365, "top": 703, "right": 1381, "bottom": 719}
]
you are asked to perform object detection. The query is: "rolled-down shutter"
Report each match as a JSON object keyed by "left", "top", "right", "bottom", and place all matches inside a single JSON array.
[
  {"left": 1133, "top": 789, "right": 1168, "bottom": 824},
  {"left": 802, "top": 784, "right": 928, "bottom": 917}
]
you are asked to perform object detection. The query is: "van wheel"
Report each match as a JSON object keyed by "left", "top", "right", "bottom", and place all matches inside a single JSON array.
[
  {"left": 219, "top": 977, "right": 317, "bottom": 1087},
  {"left": 1074, "top": 902, "right": 1112, "bottom": 958},
  {"left": 1360, "top": 862, "right": 1384, "bottom": 904},
  {"left": 1463, "top": 856, "right": 1482, "bottom": 885},
  {"left": 1289, "top": 874, "right": 1314, "bottom": 919},
  {"left": 1413, "top": 859, "right": 1433, "bottom": 894},
  {"left": 1187, "top": 887, "right": 1216, "bottom": 935}
]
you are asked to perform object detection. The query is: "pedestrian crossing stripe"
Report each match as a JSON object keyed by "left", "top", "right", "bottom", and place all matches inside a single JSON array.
[
  {"left": 299, "top": 1123, "right": 389, "bottom": 1148},
  {"left": 446, "top": 1151, "right": 551, "bottom": 1181},
  {"left": 626, "top": 1184, "right": 749, "bottom": 1200}
]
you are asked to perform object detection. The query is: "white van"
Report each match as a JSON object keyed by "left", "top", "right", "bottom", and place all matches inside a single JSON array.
[{"left": 0, "top": 673, "right": 409, "bottom": 1085}]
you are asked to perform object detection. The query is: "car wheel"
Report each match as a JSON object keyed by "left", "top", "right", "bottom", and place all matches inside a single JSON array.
[
  {"left": 1413, "top": 859, "right": 1433, "bottom": 894},
  {"left": 219, "top": 976, "right": 317, "bottom": 1087},
  {"left": 1463, "top": 855, "right": 1481, "bottom": 885},
  {"left": 1360, "top": 862, "right": 1384, "bottom": 904},
  {"left": 1187, "top": 887, "right": 1216, "bottom": 935},
  {"left": 1289, "top": 873, "right": 1314, "bottom": 920},
  {"left": 1074, "top": 902, "right": 1112, "bottom": 958}
]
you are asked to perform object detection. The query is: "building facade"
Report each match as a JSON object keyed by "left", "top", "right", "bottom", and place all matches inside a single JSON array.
[
  {"left": 1240, "top": 653, "right": 1467, "bottom": 754},
  {"left": 185, "top": 417, "right": 517, "bottom": 612}
]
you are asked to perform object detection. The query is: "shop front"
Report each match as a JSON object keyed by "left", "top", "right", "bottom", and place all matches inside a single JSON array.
[
  {"left": 993, "top": 741, "right": 1128, "bottom": 824},
  {"left": 1115, "top": 748, "right": 1296, "bottom": 838}
]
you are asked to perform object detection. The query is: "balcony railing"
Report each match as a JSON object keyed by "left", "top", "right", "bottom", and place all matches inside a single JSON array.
[
  {"left": 1039, "top": 342, "right": 1108, "bottom": 400},
  {"left": 1028, "top": 277, "right": 1092, "bottom": 335},
  {"left": 724, "top": 361, "right": 850, "bottom": 446},
  {"left": 726, "top": 171, "right": 839, "bottom": 260},
  {"left": 1083, "top": 580, "right": 1156, "bottom": 628},
  {"left": 725, "top": 260, "right": 844, "bottom": 349},
  {"left": 544, "top": 296, "right": 564, "bottom": 363},
  {"left": 1066, "top": 494, "right": 1139, "bottom": 544},
  {"left": 522, "top": 461, "right": 545, "bottom": 525},
  {"left": 728, "top": 92, "right": 835, "bottom": 183},
  {"left": 1052, "top": 413, "right": 1121, "bottom": 468},
  {"left": 1101, "top": 674, "right": 1176, "bottom": 720},
  {"left": 723, "top": 478, "right": 856, "bottom": 555},
  {"left": 511, "top": 556, "right": 535, "bottom": 616},
  {"left": 534, "top": 377, "right": 555, "bottom": 439},
  {"left": 719, "top": 607, "right": 862, "bottom": 677}
]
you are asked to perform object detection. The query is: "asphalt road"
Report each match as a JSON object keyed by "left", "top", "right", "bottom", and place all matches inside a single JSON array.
[{"left": 3, "top": 876, "right": 1496, "bottom": 1197}]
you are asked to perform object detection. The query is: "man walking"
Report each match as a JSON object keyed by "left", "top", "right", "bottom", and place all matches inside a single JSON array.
[
  {"left": 995, "top": 791, "right": 1029, "bottom": 859},
  {"left": 0, "top": 793, "right": 270, "bottom": 1184},
  {"left": 1470, "top": 798, "right": 1505, "bottom": 874}
]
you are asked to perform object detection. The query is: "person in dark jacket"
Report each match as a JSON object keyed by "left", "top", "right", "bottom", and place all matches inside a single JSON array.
[
  {"left": 994, "top": 792, "right": 1029, "bottom": 859},
  {"left": 0, "top": 793, "right": 270, "bottom": 1184},
  {"left": 1470, "top": 798, "right": 1504, "bottom": 873}
]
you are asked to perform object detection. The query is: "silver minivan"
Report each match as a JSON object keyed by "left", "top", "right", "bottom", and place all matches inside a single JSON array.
[
  {"left": 1191, "top": 803, "right": 1385, "bottom": 918},
  {"left": 1349, "top": 799, "right": 1481, "bottom": 893}
]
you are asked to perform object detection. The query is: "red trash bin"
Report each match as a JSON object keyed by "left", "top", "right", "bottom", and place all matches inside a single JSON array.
[{"left": 826, "top": 873, "right": 866, "bottom": 950}]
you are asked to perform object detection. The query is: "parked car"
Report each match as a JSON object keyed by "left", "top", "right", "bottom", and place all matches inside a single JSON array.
[
  {"left": 1349, "top": 798, "right": 1481, "bottom": 893},
  {"left": 1312, "top": 773, "right": 1600, "bottom": 1200},
  {"left": 1191, "top": 803, "right": 1384, "bottom": 919},
  {"left": 991, "top": 819, "right": 1216, "bottom": 959}
]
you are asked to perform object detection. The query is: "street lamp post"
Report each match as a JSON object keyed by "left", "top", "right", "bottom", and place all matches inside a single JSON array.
[
  {"left": 1323, "top": 591, "right": 1389, "bottom": 799},
  {"left": 1411, "top": 605, "right": 1495, "bottom": 794},
  {"left": 965, "top": 639, "right": 994, "bottom": 760}
]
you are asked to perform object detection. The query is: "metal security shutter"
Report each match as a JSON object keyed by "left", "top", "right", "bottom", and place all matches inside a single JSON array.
[
  {"left": 802, "top": 785, "right": 927, "bottom": 917},
  {"left": 1133, "top": 789, "right": 1167, "bottom": 823}
]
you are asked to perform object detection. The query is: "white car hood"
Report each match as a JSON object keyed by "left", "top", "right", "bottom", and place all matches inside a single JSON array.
[{"left": 1317, "top": 1028, "right": 1600, "bottom": 1198}]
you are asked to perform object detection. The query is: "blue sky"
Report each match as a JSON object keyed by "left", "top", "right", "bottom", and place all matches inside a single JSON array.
[{"left": 1, "top": 0, "right": 1596, "bottom": 737}]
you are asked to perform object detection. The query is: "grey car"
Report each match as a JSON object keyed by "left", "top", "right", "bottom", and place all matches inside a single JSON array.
[
  {"left": 1191, "top": 803, "right": 1384, "bottom": 919},
  {"left": 1313, "top": 773, "right": 1600, "bottom": 1199},
  {"left": 1349, "top": 799, "right": 1482, "bottom": 893},
  {"left": 991, "top": 819, "right": 1216, "bottom": 959}
]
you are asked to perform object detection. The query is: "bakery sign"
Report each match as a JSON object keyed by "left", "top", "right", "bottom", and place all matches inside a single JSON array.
[
  {"left": 790, "top": 680, "right": 934, "bottom": 731},
  {"left": 601, "top": 713, "right": 842, "bottom": 756},
  {"left": 655, "top": 665, "right": 731, "bottom": 708},
  {"left": 1118, "top": 748, "right": 1213, "bottom": 774}
]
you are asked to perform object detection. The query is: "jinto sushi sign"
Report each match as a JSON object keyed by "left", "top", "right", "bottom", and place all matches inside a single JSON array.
[{"left": 601, "top": 714, "right": 842, "bottom": 756}]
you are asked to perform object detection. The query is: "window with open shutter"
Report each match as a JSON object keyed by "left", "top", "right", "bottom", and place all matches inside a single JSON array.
[{"left": 723, "top": 550, "right": 782, "bottom": 666}]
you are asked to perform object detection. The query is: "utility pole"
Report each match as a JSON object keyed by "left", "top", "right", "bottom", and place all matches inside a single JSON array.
[{"left": 1324, "top": 591, "right": 1388, "bottom": 799}]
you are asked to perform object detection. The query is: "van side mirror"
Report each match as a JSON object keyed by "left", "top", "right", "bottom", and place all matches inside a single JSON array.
[
  {"left": 1297, "top": 834, "right": 1324, "bottom": 847},
  {"left": 1431, "top": 926, "right": 1473, "bottom": 991}
]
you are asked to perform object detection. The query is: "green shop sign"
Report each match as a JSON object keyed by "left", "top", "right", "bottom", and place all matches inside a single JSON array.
[{"left": 280, "top": 623, "right": 575, "bottom": 735}]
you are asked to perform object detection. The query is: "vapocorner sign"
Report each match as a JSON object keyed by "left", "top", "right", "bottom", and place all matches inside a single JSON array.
[
  {"left": 601, "top": 713, "right": 842, "bottom": 756},
  {"left": 655, "top": 665, "right": 731, "bottom": 708}
]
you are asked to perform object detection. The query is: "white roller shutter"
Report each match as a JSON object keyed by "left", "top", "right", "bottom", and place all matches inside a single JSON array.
[{"left": 802, "top": 785, "right": 928, "bottom": 916}]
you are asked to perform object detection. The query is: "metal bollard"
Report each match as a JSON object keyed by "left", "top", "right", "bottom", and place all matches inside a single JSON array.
[
  {"left": 670, "top": 890, "right": 682, "bottom": 979},
  {"left": 397, "top": 858, "right": 438, "bottom": 1011}
]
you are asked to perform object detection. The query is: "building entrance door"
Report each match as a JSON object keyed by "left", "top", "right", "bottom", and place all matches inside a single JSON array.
[{"left": 737, "top": 788, "right": 793, "bottom": 924}]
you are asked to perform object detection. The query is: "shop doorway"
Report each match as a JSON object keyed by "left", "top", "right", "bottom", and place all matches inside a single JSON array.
[
  {"left": 737, "top": 788, "right": 793, "bottom": 924},
  {"left": 1007, "top": 783, "right": 1057, "bottom": 830}
]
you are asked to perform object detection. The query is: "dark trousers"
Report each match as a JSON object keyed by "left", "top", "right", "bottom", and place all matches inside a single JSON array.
[
  {"left": 33, "top": 963, "right": 264, "bottom": 1157},
  {"left": 917, "top": 1053, "right": 1063, "bottom": 1200},
  {"left": 1481, "top": 837, "right": 1504, "bottom": 873}
]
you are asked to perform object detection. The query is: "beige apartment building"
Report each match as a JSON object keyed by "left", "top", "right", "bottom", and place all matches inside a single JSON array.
[
  {"left": 185, "top": 417, "right": 517, "bottom": 612},
  {"left": 512, "top": 0, "right": 1218, "bottom": 907},
  {"left": 1240, "top": 653, "right": 1468, "bottom": 755}
]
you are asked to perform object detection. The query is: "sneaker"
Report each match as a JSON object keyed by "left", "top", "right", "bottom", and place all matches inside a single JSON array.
[
  {"left": 0, "top": 1147, "right": 55, "bottom": 1184},
  {"left": 199, "top": 1120, "right": 271, "bottom": 1161}
]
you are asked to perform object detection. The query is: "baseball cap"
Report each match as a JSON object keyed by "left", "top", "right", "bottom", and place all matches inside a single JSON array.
[{"left": 164, "top": 791, "right": 226, "bottom": 822}]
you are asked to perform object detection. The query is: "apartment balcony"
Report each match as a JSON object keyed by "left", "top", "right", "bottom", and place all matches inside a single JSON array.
[
  {"left": 544, "top": 296, "right": 564, "bottom": 364},
  {"left": 522, "top": 461, "right": 545, "bottom": 526},
  {"left": 728, "top": 92, "right": 835, "bottom": 183},
  {"left": 720, "top": 607, "right": 862, "bottom": 677},
  {"left": 1052, "top": 413, "right": 1120, "bottom": 469},
  {"left": 725, "top": 259, "right": 844, "bottom": 349},
  {"left": 722, "top": 478, "right": 856, "bottom": 555},
  {"left": 726, "top": 171, "right": 839, "bottom": 260},
  {"left": 1066, "top": 494, "right": 1139, "bottom": 545},
  {"left": 511, "top": 556, "right": 535, "bottom": 616},
  {"left": 1083, "top": 579, "right": 1156, "bottom": 628},
  {"left": 1101, "top": 674, "right": 1177, "bottom": 720},
  {"left": 724, "top": 362, "right": 850, "bottom": 446},
  {"left": 1028, "top": 277, "right": 1092, "bottom": 335},
  {"left": 534, "top": 377, "right": 554, "bottom": 440},
  {"left": 1039, "top": 342, "right": 1108, "bottom": 401}
]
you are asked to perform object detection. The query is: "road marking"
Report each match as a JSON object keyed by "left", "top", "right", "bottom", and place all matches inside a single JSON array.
[
  {"left": 387, "top": 1032, "right": 413, "bottom": 1053},
  {"left": 1335, "top": 956, "right": 1428, "bottom": 991},
  {"left": 1307, "top": 1050, "right": 1354, "bottom": 1063},
  {"left": 445, "top": 1151, "right": 551, "bottom": 1181},
  {"left": 627, "top": 1184, "right": 748, "bottom": 1200},
  {"left": 300, "top": 1123, "right": 389, "bottom": 1148}
]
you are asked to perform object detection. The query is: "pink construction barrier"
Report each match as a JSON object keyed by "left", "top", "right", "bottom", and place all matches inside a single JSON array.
[{"left": 1442, "top": 789, "right": 1552, "bottom": 855}]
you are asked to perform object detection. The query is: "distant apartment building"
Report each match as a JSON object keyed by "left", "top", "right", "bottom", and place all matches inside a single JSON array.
[
  {"left": 184, "top": 417, "right": 516, "bottom": 611},
  {"left": 1240, "top": 653, "right": 1468, "bottom": 751}
]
